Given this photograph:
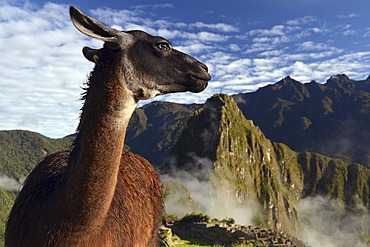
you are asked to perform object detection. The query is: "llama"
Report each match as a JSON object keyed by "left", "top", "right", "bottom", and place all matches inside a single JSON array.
[{"left": 5, "top": 6, "right": 210, "bottom": 247}]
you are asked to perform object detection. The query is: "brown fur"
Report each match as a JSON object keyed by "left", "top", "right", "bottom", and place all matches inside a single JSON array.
[{"left": 5, "top": 6, "right": 210, "bottom": 247}]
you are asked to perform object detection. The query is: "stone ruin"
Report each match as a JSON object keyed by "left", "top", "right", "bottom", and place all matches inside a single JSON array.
[{"left": 160, "top": 219, "right": 307, "bottom": 247}]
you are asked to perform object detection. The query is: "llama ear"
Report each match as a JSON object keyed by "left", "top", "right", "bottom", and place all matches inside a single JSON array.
[
  {"left": 69, "top": 6, "right": 133, "bottom": 46},
  {"left": 82, "top": 47, "right": 102, "bottom": 63}
]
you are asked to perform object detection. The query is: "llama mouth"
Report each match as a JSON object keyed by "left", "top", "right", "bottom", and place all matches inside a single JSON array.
[
  {"left": 189, "top": 74, "right": 210, "bottom": 92},
  {"left": 191, "top": 73, "right": 211, "bottom": 82}
]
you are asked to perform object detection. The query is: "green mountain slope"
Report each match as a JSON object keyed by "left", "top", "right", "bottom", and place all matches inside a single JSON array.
[
  {"left": 0, "top": 130, "right": 73, "bottom": 179},
  {"left": 0, "top": 191, "right": 16, "bottom": 245},
  {"left": 234, "top": 74, "right": 370, "bottom": 167},
  {"left": 298, "top": 152, "right": 370, "bottom": 207},
  {"left": 163, "top": 94, "right": 370, "bottom": 241},
  {"left": 126, "top": 101, "right": 200, "bottom": 166}
]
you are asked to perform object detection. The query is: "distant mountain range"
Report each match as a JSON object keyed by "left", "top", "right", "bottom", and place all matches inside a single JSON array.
[
  {"left": 234, "top": 74, "right": 370, "bottom": 167},
  {"left": 0, "top": 74, "right": 369, "bottom": 246}
]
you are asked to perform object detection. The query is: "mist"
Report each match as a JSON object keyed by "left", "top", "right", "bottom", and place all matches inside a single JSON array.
[
  {"left": 0, "top": 174, "right": 23, "bottom": 191},
  {"left": 162, "top": 167, "right": 370, "bottom": 246},
  {"left": 297, "top": 196, "right": 369, "bottom": 247},
  {"left": 161, "top": 154, "right": 259, "bottom": 226}
]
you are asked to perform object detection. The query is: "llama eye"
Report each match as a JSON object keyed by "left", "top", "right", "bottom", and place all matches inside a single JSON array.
[{"left": 157, "top": 42, "right": 171, "bottom": 51}]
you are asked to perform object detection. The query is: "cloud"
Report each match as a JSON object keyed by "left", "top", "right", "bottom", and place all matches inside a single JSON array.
[
  {"left": 91, "top": 8, "right": 154, "bottom": 32},
  {"left": 248, "top": 25, "right": 286, "bottom": 37},
  {"left": 229, "top": 44, "right": 241, "bottom": 51},
  {"left": 131, "top": 3, "right": 174, "bottom": 11},
  {"left": 297, "top": 41, "right": 343, "bottom": 53},
  {"left": 258, "top": 49, "right": 284, "bottom": 57},
  {"left": 286, "top": 16, "right": 317, "bottom": 26},
  {"left": 364, "top": 28, "right": 370, "bottom": 38},
  {"left": 337, "top": 13, "right": 360, "bottom": 19},
  {"left": 245, "top": 41, "right": 276, "bottom": 54},
  {"left": 189, "top": 21, "right": 239, "bottom": 32},
  {"left": 196, "top": 31, "right": 229, "bottom": 42},
  {"left": 334, "top": 24, "right": 359, "bottom": 37},
  {"left": 246, "top": 21, "right": 329, "bottom": 52},
  {"left": 342, "top": 29, "right": 357, "bottom": 36},
  {"left": 0, "top": 2, "right": 92, "bottom": 137},
  {"left": 174, "top": 43, "right": 212, "bottom": 55}
]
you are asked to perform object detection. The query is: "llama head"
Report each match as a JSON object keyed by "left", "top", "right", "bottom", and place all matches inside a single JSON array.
[{"left": 70, "top": 6, "right": 211, "bottom": 100}]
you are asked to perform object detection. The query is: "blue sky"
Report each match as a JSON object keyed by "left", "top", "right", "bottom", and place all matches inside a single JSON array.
[{"left": 1, "top": 0, "right": 370, "bottom": 137}]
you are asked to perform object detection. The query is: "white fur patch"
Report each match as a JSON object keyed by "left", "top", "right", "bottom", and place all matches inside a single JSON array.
[
  {"left": 113, "top": 98, "right": 137, "bottom": 131},
  {"left": 146, "top": 89, "right": 162, "bottom": 99}
]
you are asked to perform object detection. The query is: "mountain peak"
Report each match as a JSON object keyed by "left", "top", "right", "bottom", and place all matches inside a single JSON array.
[
  {"left": 328, "top": 74, "right": 350, "bottom": 81},
  {"left": 268, "top": 76, "right": 309, "bottom": 102},
  {"left": 278, "top": 76, "right": 300, "bottom": 86},
  {"left": 326, "top": 74, "right": 356, "bottom": 91},
  {"left": 163, "top": 94, "right": 244, "bottom": 173},
  {"left": 282, "top": 75, "right": 293, "bottom": 82}
]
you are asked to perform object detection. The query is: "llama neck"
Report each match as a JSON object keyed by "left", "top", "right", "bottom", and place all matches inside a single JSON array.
[{"left": 59, "top": 63, "right": 136, "bottom": 232}]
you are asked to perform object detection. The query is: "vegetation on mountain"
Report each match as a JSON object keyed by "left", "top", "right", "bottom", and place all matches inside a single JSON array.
[
  {"left": 163, "top": 93, "right": 369, "bottom": 244},
  {"left": 0, "top": 130, "right": 73, "bottom": 179},
  {"left": 0, "top": 191, "right": 16, "bottom": 245},
  {"left": 126, "top": 101, "right": 200, "bottom": 166}
]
